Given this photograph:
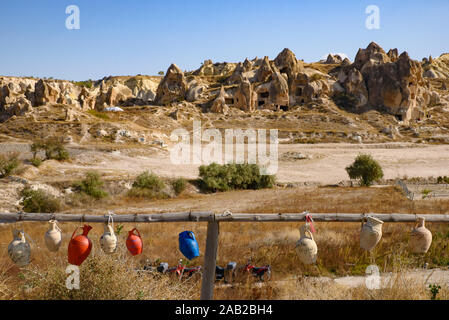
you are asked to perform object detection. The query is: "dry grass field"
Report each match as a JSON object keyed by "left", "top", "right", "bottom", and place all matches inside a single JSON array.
[{"left": 1, "top": 184, "right": 449, "bottom": 300}]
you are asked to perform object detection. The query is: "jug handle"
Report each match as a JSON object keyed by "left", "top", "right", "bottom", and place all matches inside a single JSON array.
[
  {"left": 71, "top": 226, "right": 81, "bottom": 240},
  {"left": 131, "top": 228, "right": 141, "bottom": 238}
]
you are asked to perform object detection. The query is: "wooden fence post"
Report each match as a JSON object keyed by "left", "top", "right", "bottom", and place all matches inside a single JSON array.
[{"left": 200, "top": 220, "right": 219, "bottom": 300}]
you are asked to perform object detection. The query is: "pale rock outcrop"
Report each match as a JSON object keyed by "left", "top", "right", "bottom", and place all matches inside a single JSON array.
[
  {"left": 210, "top": 86, "right": 229, "bottom": 114},
  {"left": 324, "top": 54, "right": 343, "bottom": 64},
  {"left": 186, "top": 80, "right": 208, "bottom": 102},
  {"left": 234, "top": 77, "right": 257, "bottom": 112},
  {"left": 256, "top": 56, "right": 275, "bottom": 83},
  {"left": 268, "top": 72, "right": 289, "bottom": 109},
  {"left": 193, "top": 60, "right": 236, "bottom": 77},
  {"left": 155, "top": 64, "right": 187, "bottom": 105},
  {"left": 338, "top": 67, "right": 369, "bottom": 108},
  {"left": 124, "top": 77, "right": 159, "bottom": 103},
  {"left": 274, "top": 48, "right": 303, "bottom": 77},
  {"left": 337, "top": 42, "right": 429, "bottom": 121}
]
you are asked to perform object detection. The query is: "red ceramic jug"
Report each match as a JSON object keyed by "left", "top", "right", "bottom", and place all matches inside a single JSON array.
[
  {"left": 68, "top": 225, "right": 93, "bottom": 266},
  {"left": 126, "top": 228, "right": 143, "bottom": 256}
]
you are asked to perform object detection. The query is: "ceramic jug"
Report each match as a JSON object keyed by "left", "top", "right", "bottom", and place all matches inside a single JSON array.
[
  {"left": 179, "top": 231, "right": 200, "bottom": 260},
  {"left": 126, "top": 228, "right": 143, "bottom": 256},
  {"left": 8, "top": 229, "right": 31, "bottom": 267},
  {"left": 100, "top": 223, "right": 117, "bottom": 254},
  {"left": 68, "top": 225, "right": 93, "bottom": 266},
  {"left": 410, "top": 217, "right": 432, "bottom": 254},
  {"left": 44, "top": 220, "right": 62, "bottom": 252},
  {"left": 295, "top": 223, "right": 318, "bottom": 265},
  {"left": 360, "top": 216, "right": 383, "bottom": 251}
]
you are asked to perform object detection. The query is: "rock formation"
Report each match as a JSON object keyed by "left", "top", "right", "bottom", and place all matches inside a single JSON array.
[
  {"left": 337, "top": 42, "right": 430, "bottom": 122},
  {"left": 234, "top": 77, "right": 257, "bottom": 112},
  {"left": 210, "top": 86, "right": 229, "bottom": 114},
  {"left": 155, "top": 64, "right": 187, "bottom": 105},
  {"left": 256, "top": 56, "right": 275, "bottom": 83},
  {"left": 324, "top": 54, "right": 343, "bottom": 64}
]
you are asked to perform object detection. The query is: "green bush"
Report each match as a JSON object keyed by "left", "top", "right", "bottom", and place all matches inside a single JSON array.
[
  {"left": 31, "top": 139, "right": 69, "bottom": 161},
  {"left": 73, "top": 171, "right": 108, "bottom": 199},
  {"left": 30, "top": 158, "right": 43, "bottom": 167},
  {"left": 20, "top": 187, "right": 61, "bottom": 213},
  {"left": 127, "top": 171, "right": 167, "bottom": 199},
  {"left": 199, "top": 163, "right": 276, "bottom": 193},
  {"left": 0, "top": 152, "right": 20, "bottom": 178},
  {"left": 172, "top": 178, "right": 187, "bottom": 195},
  {"left": 132, "top": 171, "right": 165, "bottom": 191},
  {"left": 345, "top": 154, "right": 384, "bottom": 187}
]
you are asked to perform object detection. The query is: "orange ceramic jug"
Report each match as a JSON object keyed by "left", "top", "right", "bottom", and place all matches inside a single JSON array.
[
  {"left": 126, "top": 228, "right": 143, "bottom": 256},
  {"left": 68, "top": 225, "right": 93, "bottom": 266}
]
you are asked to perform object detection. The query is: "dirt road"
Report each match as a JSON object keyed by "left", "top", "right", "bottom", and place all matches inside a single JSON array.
[{"left": 2, "top": 142, "right": 448, "bottom": 185}]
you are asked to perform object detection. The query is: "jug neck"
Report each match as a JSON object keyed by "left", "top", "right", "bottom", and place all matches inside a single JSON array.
[
  {"left": 104, "top": 223, "right": 114, "bottom": 234},
  {"left": 82, "top": 225, "right": 92, "bottom": 236},
  {"left": 417, "top": 218, "right": 425, "bottom": 228}
]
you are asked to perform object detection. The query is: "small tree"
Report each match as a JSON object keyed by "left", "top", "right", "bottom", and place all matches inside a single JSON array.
[
  {"left": 158, "top": 71, "right": 165, "bottom": 76},
  {"left": 346, "top": 154, "right": 384, "bottom": 187}
]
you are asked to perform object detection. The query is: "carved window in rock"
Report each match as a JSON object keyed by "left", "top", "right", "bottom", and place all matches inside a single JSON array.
[
  {"left": 225, "top": 98, "right": 234, "bottom": 105},
  {"left": 260, "top": 92, "right": 269, "bottom": 99}
]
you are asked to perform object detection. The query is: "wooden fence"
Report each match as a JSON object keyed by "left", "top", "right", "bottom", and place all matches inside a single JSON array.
[{"left": 2, "top": 211, "right": 449, "bottom": 300}]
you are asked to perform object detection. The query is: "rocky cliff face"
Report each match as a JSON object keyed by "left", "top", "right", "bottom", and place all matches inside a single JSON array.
[
  {"left": 0, "top": 76, "right": 160, "bottom": 122},
  {"left": 190, "top": 42, "right": 444, "bottom": 123},
  {"left": 1, "top": 42, "right": 447, "bottom": 126}
]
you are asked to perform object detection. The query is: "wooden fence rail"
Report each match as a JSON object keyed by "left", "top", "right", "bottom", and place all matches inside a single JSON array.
[
  {"left": 2, "top": 212, "right": 449, "bottom": 223},
  {"left": 1, "top": 211, "right": 449, "bottom": 300}
]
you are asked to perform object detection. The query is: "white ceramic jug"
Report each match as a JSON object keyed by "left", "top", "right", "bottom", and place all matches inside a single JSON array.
[
  {"left": 410, "top": 217, "right": 432, "bottom": 254},
  {"left": 360, "top": 216, "right": 383, "bottom": 251},
  {"left": 295, "top": 223, "right": 318, "bottom": 265},
  {"left": 44, "top": 220, "right": 62, "bottom": 252},
  {"left": 100, "top": 223, "right": 117, "bottom": 254},
  {"left": 8, "top": 230, "right": 31, "bottom": 267}
]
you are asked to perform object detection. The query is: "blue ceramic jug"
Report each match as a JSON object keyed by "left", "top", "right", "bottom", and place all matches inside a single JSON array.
[{"left": 179, "top": 231, "right": 200, "bottom": 260}]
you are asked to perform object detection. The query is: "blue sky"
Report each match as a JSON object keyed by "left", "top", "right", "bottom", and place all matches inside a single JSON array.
[{"left": 0, "top": 0, "right": 448, "bottom": 81}]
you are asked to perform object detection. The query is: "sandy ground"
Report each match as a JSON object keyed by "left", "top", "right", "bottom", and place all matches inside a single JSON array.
[{"left": 2, "top": 142, "right": 448, "bottom": 185}]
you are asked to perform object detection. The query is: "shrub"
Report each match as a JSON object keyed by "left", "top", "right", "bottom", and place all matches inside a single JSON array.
[
  {"left": 0, "top": 152, "right": 20, "bottom": 178},
  {"left": 73, "top": 171, "right": 108, "bottom": 199},
  {"left": 172, "top": 178, "right": 187, "bottom": 195},
  {"left": 345, "top": 154, "right": 384, "bottom": 187},
  {"left": 87, "top": 110, "right": 110, "bottom": 120},
  {"left": 333, "top": 92, "right": 358, "bottom": 111},
  {"left": 127, "top": 171, "right": 167, "bottom": 199},
  {"left": 20, "top": 187, "right": 61, "bottom": 213},
  {"left": 132, "top": 171, "right": 165, "bottom": 191},
  {"left": 422, "top": 189, "right": 432, "bottom": 199},
  {"left": 74, "top": 79, "right": 93, "bottom": 88},
  {"left": 31, "top": 139, "right": 69, "bottom": 161},
  {"left": 199, "top": 163, "right": 276, "bottom": 193},
  {"left": 30, "top": 158, "right": 43, "bottom": 168}
]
